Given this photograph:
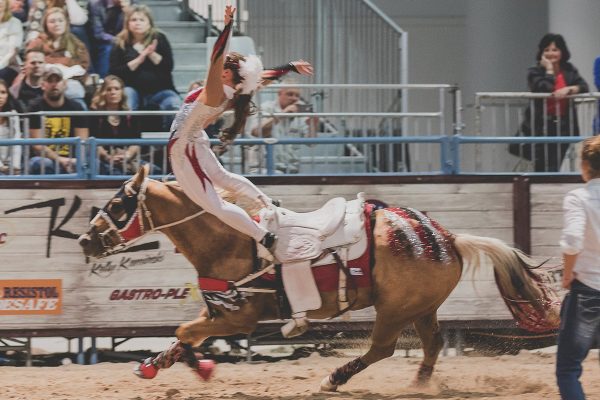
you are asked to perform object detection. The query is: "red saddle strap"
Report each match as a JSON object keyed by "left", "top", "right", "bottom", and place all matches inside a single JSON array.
[{"left": 197, "top": 277, "right": 230, "bottom": 292}]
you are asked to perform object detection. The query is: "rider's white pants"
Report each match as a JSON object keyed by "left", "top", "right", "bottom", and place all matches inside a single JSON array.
[{"left": 169, "top": 133, "right": 269, "bottom": 242}]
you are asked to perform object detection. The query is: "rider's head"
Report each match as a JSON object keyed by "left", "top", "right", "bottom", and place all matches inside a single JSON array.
[
  {"left": 221, "top": 52, "right": 263, "bottom": 141},
  {"left": 222, "top": 52, "right": 245, "bottom": 87}
]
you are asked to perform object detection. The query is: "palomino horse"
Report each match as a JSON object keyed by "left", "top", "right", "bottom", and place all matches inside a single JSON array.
[{"left": 79, "top": 165, "right": 559, "bottom": 391}]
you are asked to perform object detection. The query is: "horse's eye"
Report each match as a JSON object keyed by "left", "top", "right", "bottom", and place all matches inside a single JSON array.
[{"left": 109, "top": 201, "right": 124, "bottom": 215}]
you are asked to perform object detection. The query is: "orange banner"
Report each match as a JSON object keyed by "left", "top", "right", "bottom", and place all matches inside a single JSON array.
[{"left": 0, "top": 279, "right": 62, "bottom": 315}]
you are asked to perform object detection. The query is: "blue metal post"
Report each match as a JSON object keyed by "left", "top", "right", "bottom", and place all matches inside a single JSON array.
[
  {"left": 90, "top": 337, "right": 98, "bottom": 364},
  {"left": 265, "top": 144, "right": 275, "bottom": 175},
  {"left": 451, "top": 135, "right": 461, "bottom": 175},
  {"left": 440, "top": 136, "right": 453, "bottom": 174},
  {"left": 76, "top": 338, "right": 85, "bottom": 365},
  {"left": 87, "top": 138, "right": 97, "bottom": 179}
]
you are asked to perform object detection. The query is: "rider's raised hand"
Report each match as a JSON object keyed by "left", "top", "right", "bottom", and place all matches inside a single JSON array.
[{"left": 224, "top": 5, "right": 236, "bottom": 25}]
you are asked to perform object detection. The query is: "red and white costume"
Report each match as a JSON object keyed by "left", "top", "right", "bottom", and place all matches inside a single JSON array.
[
  {"left": 168, "top": 91, "right": 270, "bottom": 242},
  {"left": 167, "top": 17, "right": 299, "bottom": 243}
]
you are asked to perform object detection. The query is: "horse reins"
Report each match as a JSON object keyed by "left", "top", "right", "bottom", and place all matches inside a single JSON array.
[{"left": 92, "top": 177, "right": 207, "bottom": 257}]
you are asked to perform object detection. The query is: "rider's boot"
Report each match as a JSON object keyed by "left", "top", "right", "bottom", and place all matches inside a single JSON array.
[
  {"left": 257, "top": 232, "right": 277, "bottom": 261},
  {"left": 281, "top": 311, "right": 309, "bottom": 338},
  {"left": 134, "top": 357, "right": 159, "bottom": 379}
]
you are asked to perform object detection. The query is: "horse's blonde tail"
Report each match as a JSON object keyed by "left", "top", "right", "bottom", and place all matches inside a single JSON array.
[{"left": 452, "top": 233, "right": 543, "bottom": 311}]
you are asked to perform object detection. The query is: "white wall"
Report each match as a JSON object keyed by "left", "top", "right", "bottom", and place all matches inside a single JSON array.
[
  {"left": 549, "top": 0, "right": 600, "bottom": 91},
  {"left": 373, "top": 0, "right": 552, "bottom": 128},
  {"left": 372, "top": 0, "right": 467, "bottom": 93}
]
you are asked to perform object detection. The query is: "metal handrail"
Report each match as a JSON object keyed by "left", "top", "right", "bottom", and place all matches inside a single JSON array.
[
  {"left": 0, "top": 135, "right": 591, "bottom": 178},
  {"left": 476, "top": 92, "right": 600, "bottom": 99}
]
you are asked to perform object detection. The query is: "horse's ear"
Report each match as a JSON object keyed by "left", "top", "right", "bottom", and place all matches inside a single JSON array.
[{"left": 131, "top": 164, "right": 150, "bottom": 191}]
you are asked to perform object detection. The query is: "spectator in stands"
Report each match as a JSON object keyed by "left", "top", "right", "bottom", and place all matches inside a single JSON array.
[
  {"left": 27, "top": 7, "right": 91, "bottom": 108},
  {"left": 0, "top": 79, "right": 23, "bottom": 174},
  {"left": 24, "top": 0, "right": 89, "bottom": 51},
  {"left": 10, "top": 48, "right": 45, "bottom": 110},
  {"left": 512, "top": 33, "right": 588, "bottom": 172},
  {"left": 556, "top": 135, "right": 600, "bottom": 400},
  {"left": 109, "top": 4, "right": 180, "bottom": 130},
  {"left": 89, "top": 74, "right": 143, "bottom": 175},
  {"left": 0, "top": 0, "right": 24, "bottom": 86},
  {"left": 28, "top": 65, "right": 88, "bottom": 174},
  {"left": 88, "top": 0, "right": 132, "bottom": 77},
  {"left": 9, "top": 0, "right": 27, "bottom": 22},
  {"left": 246, "top": 78, "right": 318, "bottom": 173}
]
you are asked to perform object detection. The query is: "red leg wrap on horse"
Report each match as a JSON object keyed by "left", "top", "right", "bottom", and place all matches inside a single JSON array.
[
  {"left": 153, "top": 341, "right": 185, "bottom": 369},
  {"left": 330, "top": 357, "right": 368, "bottom": 386}
]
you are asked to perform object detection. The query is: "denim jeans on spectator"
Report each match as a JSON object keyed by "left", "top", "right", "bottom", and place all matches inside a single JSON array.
[
  {"left": 71, "top": 25, "right": 93, "bottom": 70},
  {"left": 92, "top": 42, "right": 113, "bottom": 78},
  {"left": 29, "top": 156, "right": 70, "bottom": 175},
  {"left": 125, "top": 87, "right": 181, "bottom": 130},
  {"left": 556, "top": 280, "right": 600, "bottom": 400}
]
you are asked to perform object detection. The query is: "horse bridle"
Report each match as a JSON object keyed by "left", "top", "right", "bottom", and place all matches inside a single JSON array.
[{"left": 90, "top": 177, "right": 207, "bottom": 257}]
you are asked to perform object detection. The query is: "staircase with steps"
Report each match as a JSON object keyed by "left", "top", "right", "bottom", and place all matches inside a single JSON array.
[{"left": 141, "top": 0, "right": 209, "bottom": 93}]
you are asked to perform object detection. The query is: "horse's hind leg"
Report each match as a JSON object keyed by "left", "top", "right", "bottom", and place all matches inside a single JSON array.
[
  {"left": 321, "top": 315, "right": 403, "bottom": 392},
  {"left": 412, "top": 312, "right": 444, "bottom": 386}
]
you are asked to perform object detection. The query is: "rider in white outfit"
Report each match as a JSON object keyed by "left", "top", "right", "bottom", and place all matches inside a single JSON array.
[{"left": 168, "top": 6, "right": 313, "bottom": 249}]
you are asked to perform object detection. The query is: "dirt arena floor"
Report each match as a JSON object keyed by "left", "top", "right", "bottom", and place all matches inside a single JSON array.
[{"left": 2, "top": 350, "right": 600, "bottom": 400}]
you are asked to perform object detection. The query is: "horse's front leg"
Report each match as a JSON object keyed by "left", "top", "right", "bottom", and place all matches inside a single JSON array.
[{"left": 136, "top": 309, "right": 254, "bottom": 379}]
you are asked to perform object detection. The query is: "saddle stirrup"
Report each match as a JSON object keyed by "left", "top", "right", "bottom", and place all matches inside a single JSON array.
[{"left": 281, "top": 312, "right": 309, "bottom": 338}]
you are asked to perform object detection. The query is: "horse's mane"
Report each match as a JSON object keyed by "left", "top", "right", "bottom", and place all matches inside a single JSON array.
[{"left": 162, "top": 180, "right": 261, "bottom": 216}]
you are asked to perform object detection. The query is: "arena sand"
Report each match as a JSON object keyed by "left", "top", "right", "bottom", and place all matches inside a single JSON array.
[{"left": 2, "top": 350, "right": 599, "bottom": 399}]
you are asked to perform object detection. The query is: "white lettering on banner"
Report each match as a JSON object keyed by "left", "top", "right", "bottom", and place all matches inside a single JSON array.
[{"left": 0, "top": 298, "right": 59, "bottom": 311}]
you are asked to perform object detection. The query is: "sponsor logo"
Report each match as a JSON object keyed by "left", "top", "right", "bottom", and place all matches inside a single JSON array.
[
  {"left": 0, "top": 279, "right": 62, "bottom": 315},
  {"left": 90, "top": 252, "right": 165, "bottom": 277},
  {"left": 109, "top": 287, "right": 191, "bottom": 301}
]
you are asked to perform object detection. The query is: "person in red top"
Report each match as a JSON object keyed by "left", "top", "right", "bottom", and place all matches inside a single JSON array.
[{"left": 513, "top": 33, "right": 588, "bottom": 172}]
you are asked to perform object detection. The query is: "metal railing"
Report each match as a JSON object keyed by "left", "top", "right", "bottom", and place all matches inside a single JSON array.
[
  {"left": 3, "top": 89, "right": 598, "bottom": 178},
  {"left": 472, "top": 92, "right": 600, "bottom": 173},
  {"left": 252, "top": 83, "right": 458, "bottom": 174},
  {"left": 0, "top": 83, "right": 457, "bottom": 178},
  {"left": 0, "top": 134, "right": 594, "bottom": 179}
]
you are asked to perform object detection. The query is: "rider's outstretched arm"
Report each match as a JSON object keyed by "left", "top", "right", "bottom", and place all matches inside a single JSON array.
[
  {"left": 203, "top": 6, "right": 235, "bottom": 106},
  {"left": 260, "top": 60, "right": 313, "bottom": 87},
  {"left": 261, "top": 63, "right": 299, "bottom": 82}
]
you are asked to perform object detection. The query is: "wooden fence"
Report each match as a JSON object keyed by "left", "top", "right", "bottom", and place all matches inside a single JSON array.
[{"left": 0, "top": 175, "right": 580, "bottom": 351}]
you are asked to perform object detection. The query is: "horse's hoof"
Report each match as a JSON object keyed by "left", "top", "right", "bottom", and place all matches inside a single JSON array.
[
  {"left": 195, "top": 359, "right": 215, "bottom": 381},
  {"left": 320, "top": 376, "right": 338, "bottom": 392},
  {"left": 134, "top": 357, "right": 158, "bottom": 379}
]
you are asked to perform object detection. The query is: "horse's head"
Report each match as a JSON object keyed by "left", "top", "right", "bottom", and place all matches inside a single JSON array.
[{"left": 79, "top": 164, "right": 151, "bottom": 258}]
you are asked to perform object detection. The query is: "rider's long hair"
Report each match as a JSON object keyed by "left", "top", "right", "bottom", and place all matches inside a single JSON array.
[{"left": 222, "top": 53, "right": 256, "bottom": 140}]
